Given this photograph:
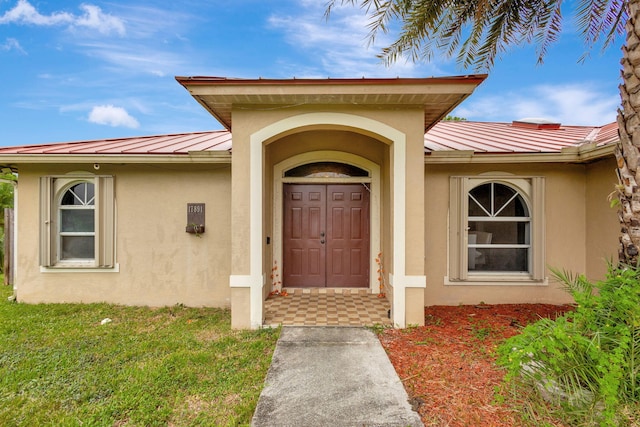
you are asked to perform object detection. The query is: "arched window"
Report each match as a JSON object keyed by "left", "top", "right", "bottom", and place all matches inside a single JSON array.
[
  {"left": 448, "top": 176, "right": 545, "bottom": 282},
  {"left": 284, "top": 162, "right": 369, "bottom": 178},
  {"left": 40, "top": 175, "right": 115, "bottom": 268},
  {"left": 59, "top": 181, "right": 95, "bottom": 260},
  {"left": 468, "top": 182, "right": 530, "bottom": 272}
]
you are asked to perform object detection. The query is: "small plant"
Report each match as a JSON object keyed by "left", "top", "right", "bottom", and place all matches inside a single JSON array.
[
  {"left": 403, "top": 323, "right": 420, "bottom": 332},
  {"left": 415, "top": 337, "right": 436, "bottom": 345},
  {"left": 425, "top": 314, "right": 442, "bottom": 326},
  {"left": 367, "top": 323, "right": 392, "bottom": 335},
  {"left": 498, "top": 263, "right": 640, "bottom": 426},
  {"left": 470, "top": 324, "right": 492, "bottom": 341},
  {"left": 269, "top": 260, "right": 287, "bottom": 297},
  {"left": 375, "top": 252, "right": 386, "bottom": 297}
]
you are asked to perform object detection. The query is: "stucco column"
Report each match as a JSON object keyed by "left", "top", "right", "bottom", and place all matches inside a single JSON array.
[
  {"left": 229, "top": 119, "right": 264, "bottom": 329},
  {"left": 390, "top": 112, "right": 426, "bottom": 327},
  {"left": 404, "top": 120, "right": 426, "bottom": 326}
]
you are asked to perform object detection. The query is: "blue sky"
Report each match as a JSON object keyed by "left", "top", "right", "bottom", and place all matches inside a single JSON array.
[{"left": 0, "top": 0, "right": 624, "bottom": 146}]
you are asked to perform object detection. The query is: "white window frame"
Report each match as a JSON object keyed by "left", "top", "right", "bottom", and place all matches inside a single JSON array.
[
  {"left": 448, "top": 175, "right": 545, "bottom": 283},
  {"left": 40, "top": 175, "right": 115, "bottom": 269},
  {"left": 58, "top": 180, "right": 96, "bottom": 265}
]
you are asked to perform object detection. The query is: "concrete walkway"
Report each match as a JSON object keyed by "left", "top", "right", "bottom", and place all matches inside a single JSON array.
[{"left": 251, "top": 327, "right": 423, "bottom": 427}]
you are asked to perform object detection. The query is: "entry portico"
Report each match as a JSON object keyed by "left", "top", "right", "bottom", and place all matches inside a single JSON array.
[{"left": 176, "top": 76, "right": 487, "bottom": 328}]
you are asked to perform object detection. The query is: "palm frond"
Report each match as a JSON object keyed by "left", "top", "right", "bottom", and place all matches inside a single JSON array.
[
  {"left": 549, "top": 266, "right": 595, "bottom": 296},
  {"left": 326, "top": 0, "right": 628, "bottom": 71},
  {"left": 576, "top": 0, "right": 627, "bottom": 45}
]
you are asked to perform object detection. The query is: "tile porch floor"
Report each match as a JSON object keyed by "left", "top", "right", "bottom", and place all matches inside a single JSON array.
[{"left": 263, "top": 288, "right": 392, "bottom": 327}]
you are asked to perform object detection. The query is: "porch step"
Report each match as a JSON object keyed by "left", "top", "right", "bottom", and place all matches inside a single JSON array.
[{"left": 282, "top": 287, "right": 373, "bottom": 296}]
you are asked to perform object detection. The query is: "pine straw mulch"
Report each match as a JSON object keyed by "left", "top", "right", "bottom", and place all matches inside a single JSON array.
[{"left": 380, "top": 304, "right": 574, "bottom": 427}]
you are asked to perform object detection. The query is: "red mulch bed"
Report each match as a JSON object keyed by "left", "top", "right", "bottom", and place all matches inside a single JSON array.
[{"left": 380, "top": 304, "right": 573, "bottom": 427}]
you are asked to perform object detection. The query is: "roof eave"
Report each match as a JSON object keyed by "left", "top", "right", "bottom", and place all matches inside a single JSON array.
[{"left": 424, "top": 142, "right": 617, "bottom": 164}]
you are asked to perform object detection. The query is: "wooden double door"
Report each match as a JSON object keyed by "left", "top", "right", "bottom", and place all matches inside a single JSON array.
[{"left": 283, "top": 184, "right": 370, "bottom": 288}]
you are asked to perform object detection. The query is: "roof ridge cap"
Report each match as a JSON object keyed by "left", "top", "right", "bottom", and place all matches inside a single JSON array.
[{"left": 575, "top": 128, "right": 600, "bottom": 146}]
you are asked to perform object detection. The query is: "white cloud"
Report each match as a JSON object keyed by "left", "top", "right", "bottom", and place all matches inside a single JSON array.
[
  {"left": 0, "top": 0, "right": 73, "bottom": 26},
  {"left": 0, "top": 0, "right": 125, "bottom": 36},
  {"left": 73, "top": 4, "right": 125, "bottom": 36},
  {"left": 77, "top": 41, "right": 184, "bottom": 76},
  {"left": 267, "top": 3, "right": 441, "bottom": 78},
  {"left": 454, "top": 83, "right": 619, "bottom": 125},
  {"left": 0, "top": 37, "right": 25, "bottom": 54},
  {"left": 88, "top": 105, "right": 139, "bottom": 128},
  {"left": 67, "top": 5, "right": 194, "bottom": 76}
]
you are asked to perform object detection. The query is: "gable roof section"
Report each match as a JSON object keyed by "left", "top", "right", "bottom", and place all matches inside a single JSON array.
[{"left": 175, "top": 75, "right": 488, "bottom": 131}]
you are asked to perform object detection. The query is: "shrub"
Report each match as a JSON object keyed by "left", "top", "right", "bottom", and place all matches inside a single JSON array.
[{"left": 498, "top": 264, "right": 640, "bottom": 426}]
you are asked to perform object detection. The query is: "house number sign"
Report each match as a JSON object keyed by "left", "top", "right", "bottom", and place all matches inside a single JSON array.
[{"left": 186, "top": 203, "right": 205, "bottom": 234}]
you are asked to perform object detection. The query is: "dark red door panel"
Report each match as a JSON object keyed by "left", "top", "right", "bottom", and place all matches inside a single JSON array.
[
  {"left": 326, "top": 185, "right": 370, "bottom": 287},
  {"left": 283, "top": 185, "right": 326, "bottom": 287}
]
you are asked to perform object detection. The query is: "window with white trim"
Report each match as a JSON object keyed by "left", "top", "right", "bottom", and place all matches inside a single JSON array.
[
  {"left": 449, "top": 176, "right": 545, "bottom": 282},
  {"left": 59, "top": 181, "right": 95, "bottom": 260},
  {"left": 40, "top": 175, "right": 115, "bottom": 268}
]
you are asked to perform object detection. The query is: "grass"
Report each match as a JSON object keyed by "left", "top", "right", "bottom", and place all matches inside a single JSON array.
[{"left": 0, "top": 285, "right": 280, "bottom": 426}]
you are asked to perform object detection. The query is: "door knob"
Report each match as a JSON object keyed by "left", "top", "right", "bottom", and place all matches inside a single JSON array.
[
  {"left": 320, "top": 231, "right": 325, "bottom": 237},
  {"left": 320, "top": 239, "right": 325, "bottom": 244}
]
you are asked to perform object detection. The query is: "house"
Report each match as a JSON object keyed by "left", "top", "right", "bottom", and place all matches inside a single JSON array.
[{"left": 0, "top": 75, "right": 620, "bottom": 329}]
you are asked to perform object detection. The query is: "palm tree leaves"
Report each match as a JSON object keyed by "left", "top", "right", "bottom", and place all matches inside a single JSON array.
[
  {"left": 576, "top": 0, "right": 627, "bottom": 52},
  {"left": 325, "top": 0, "right": 628, "bottom": 70}
]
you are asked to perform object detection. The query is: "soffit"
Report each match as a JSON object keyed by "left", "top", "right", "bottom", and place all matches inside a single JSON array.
[{"left": 175, "top": 76, "right": 487, "bottom": 131}]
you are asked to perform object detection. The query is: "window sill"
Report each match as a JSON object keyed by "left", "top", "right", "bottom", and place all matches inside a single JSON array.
[
  {"left": 444, "top": 275, "right": 548, "bottom": 286},
  {"left": 40, "top": 264, "right": 120, "bottom": 273}
]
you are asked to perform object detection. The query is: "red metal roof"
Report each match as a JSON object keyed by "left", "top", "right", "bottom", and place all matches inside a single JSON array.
[
  {"left": 424, "top": 121, "right": 619, "bottom": 153},
  {"left": 0, "top": 121, "right": 618, "bottom": 156},
  {"left": 593, "top": 122, "right": 619, "bottom": 146},
  {"left": 0, "top": 130, "right": 232, "bottom": 155}
]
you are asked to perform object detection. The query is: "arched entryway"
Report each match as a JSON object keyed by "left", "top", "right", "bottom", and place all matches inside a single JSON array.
[{"left": 236, "top": 111, "right": 423, "bottom": 329}]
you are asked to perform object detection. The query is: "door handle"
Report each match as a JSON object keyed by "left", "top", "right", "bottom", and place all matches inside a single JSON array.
[
  {"left": 320, "top": 239, "right": 325, "bottom": 244},
  {"left": 320, "top": 231, "right": 325, "bottom": 237}
]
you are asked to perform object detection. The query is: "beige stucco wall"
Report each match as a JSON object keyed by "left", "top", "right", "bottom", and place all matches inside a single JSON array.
[
  {"left": 585, "top": 157, "right": 619, "bottom": 279},
  {"left": 14, "top": 163, "right": 232, "bottom": 308},
  {"left": 268, "top": 130, "right": 386, "bottom": 165},
  {"left": 423, "top": 161, "right": 618, "bottom": 306}
]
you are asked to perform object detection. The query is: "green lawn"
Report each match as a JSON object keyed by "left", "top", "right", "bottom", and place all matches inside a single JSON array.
[{"left": 0, "top": 285, "right": 280, "bottom": 426}]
